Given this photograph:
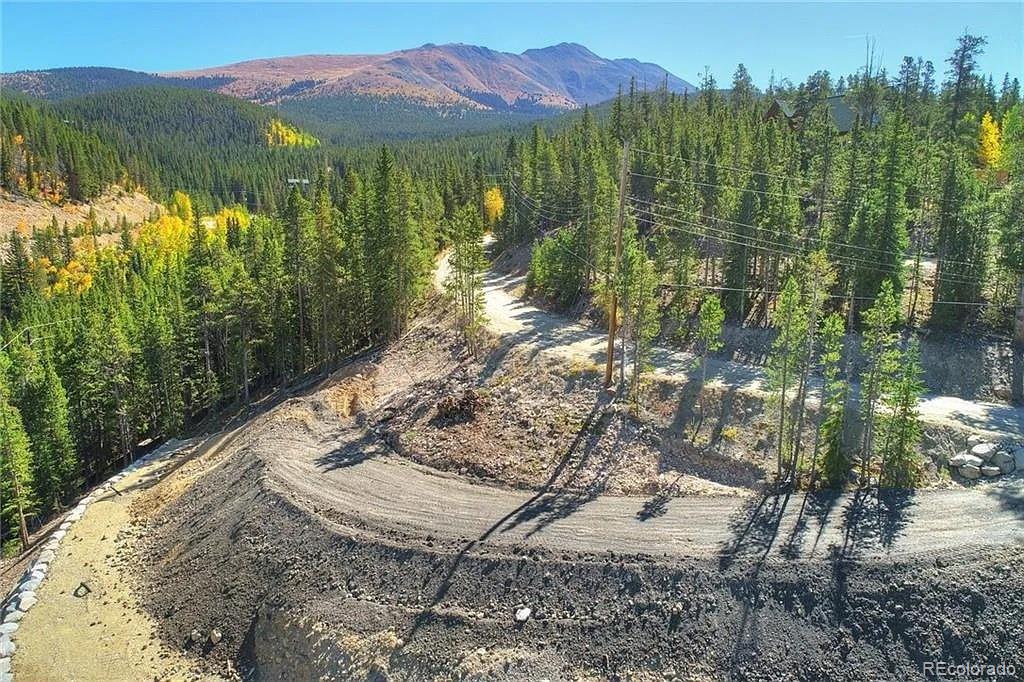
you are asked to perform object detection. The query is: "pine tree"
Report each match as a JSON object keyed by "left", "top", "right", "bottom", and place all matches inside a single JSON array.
[
  {"left": 766, "top": 277, "right": 807, "bottom": 481},
  {"left": 817, "top": 313, "right": 849, "bottom": 487},
  {"left": 692, "top": 293, "right": 724, "bottom": 437},
  {"left": 0, "top": 353, "right": 37, "bottom": 552},
  {"left": 878, "top": 339, "right": 924, "bottom": 487},
  {"left": 858, "top": 280, "right": 900, "bottom": 481},
  {"left": 622, "top": 243, "right": 660, "bottom": 404},
  {"left": 445, "top": 203, "right": 488, "bottom": 350}
]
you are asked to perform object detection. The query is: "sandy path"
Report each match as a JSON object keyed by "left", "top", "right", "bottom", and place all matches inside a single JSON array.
[
  {"left": 12, "top": 445, "right": 223, "bottom": 682},
  {"left": 437, "top": 242, "right": 1024, "bottom": 439}
]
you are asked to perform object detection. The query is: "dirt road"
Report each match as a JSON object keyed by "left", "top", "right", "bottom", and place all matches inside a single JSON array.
[
  {"left": 437, "top": 243, "right": 1024, "bottom": 439},
  {"left": 11, "top": 441, "right": 220, "bottom": 682},
  {"left": 273, "top": 433, "right": 1024, "bottom": 564}
]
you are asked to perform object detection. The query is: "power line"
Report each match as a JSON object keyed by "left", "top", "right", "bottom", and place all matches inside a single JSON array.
[{"left": 629, "top": 202, "right": 987, "bottom": 287}]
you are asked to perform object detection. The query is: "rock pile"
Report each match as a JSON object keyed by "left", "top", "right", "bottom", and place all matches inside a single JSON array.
[{"left": 948, "top": 436, "right": 1023, "bottom": 481}]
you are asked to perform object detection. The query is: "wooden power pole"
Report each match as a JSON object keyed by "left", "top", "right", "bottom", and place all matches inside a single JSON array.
[
  {"left": 605, "top": 141, "right": 630, "bottom": 388},
  {"left": 1017, "top": 276, "right": 1024, "bottom": 346}
]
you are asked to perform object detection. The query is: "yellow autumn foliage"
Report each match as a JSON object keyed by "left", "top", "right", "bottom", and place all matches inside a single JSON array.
[
  {"left": 978, "top": 112, "right": 1002, "bottom": 169},
  {"left": 212, "top": 205, "right": 251, "bottom": 233},
  {"left": 47, "top": 258, "right": 94, "bottom": 296},
  {"left": 483, "top": 186, "right": 505, "bottom": 227},
  {"left": 168, "top": 190, "right": 194, "bottom": 224},
  {"left": 266, "top": 119, "right": 318, "bottom": 148}
]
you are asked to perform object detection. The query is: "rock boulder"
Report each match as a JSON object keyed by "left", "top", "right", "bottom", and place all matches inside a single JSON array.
[
  {"left": 959, "top": 464, "right": 982, "bottom": 479},
  {"left": 970, "top": 443, "right": 997, "bottom": 460}
]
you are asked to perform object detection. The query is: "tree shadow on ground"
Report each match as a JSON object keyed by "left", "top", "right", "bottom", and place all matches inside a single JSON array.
[
  {"left": 314, "top": 429, "right": 382, "bottom": 471},
  {"left": 636, "top": 472, "right": 684, "bottom": 521},
  {"left": 499, "top": 397, "right": 615, "bottom": 538},
  {"left": 718, "top": 489, "right": 793, "bottom": 570},
  {"left": 399, "top": 393, "right": 611, "bottom": 645},
  {"left": 779, "top": 488, "right": 842, "bottom": 560}
]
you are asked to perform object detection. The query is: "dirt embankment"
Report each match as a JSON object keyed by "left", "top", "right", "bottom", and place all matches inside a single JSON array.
[
  {"left": 127, "top": 309, "right": 1024, "bottom": 680},
  {"left": 0, "top": 188, "right": 161, "bottom": 236},
  {"left": 136, "top": 381, "right": 1024, "bottom": 681},
  {"left": 10, "top": 441, "right": 222, "bottom": 681}
]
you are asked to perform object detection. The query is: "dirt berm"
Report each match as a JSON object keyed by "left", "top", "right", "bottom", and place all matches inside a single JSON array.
[{"left": 136, "top": 378, "right": 1024, "bottom": 681}]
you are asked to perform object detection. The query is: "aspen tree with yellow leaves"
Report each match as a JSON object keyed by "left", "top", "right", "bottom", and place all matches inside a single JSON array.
[
  {"left": 482, "top": 186, "right": 505, "bottom": 228},
  {"left": 978, "top": 111, "right": 1002, "bottom": 169}
]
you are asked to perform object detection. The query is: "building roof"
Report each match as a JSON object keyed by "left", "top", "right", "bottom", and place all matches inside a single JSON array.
[{"left": 767, "top": 94, "right": 866, "bottom": 134}]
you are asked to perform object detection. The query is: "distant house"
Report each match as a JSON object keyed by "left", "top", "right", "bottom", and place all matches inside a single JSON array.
[{"left": 765, "top": 95, "right": 866, "bottom": 134}]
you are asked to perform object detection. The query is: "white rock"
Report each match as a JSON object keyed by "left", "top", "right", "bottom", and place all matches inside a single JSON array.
[
  {"left": 2, "top": 610, "right": 24, "bottom": 624},
  {"left": 950, "top": 454, "right": 984, "bottom": 468},
  {"left": 0, "top": 622, "right": 17, "bottom": 635},
  {"left": 17, "top": 591, "right": 37, "bottom": 612},
  {"left": 0, "top": 635, "right": 13, "bottom": 657},
  {"left": 20, "top": 578, "right": 41, "bottom": 592},
  {"left": 52, "top": 529, "right": 66, "bottom": 541},
  {"left": 0, "top": 655, "right": 9, "bottom": 673},
  {"left": 967, "top": 434, "right": 985, "bottom": 445},
  {"left": 38, "top": 549, "right": 56, "bottom": 563},
  {"left": 981, "top": 465, "right": 1002, "bottom": 477},
  {"left": 960, "top": 464, "right": 982, "bottom": 479},
  {"left": 514, "top": 606, "right": 532, "bottom": 623},
  {"left": 970, "top": 443, "right": 997, "bottom": 460}
]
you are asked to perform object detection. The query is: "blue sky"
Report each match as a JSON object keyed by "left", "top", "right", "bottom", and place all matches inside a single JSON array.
[{"left": 2, "top": 2, "right": 1021, "bottom": 87}]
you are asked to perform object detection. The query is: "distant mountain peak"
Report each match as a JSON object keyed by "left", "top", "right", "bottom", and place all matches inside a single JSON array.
[{"left": 3, "top": 42, "right": 694, "bottom": 110}]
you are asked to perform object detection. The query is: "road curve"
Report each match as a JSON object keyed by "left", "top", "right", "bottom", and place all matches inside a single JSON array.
[{"left": 270, "top": 428, "right": 1024, "bottom": 564}]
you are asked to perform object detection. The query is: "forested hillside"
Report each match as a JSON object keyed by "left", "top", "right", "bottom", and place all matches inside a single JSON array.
[
  {"left": 1, "top": 31, "right": 1021, "bottom": 553},
  {"left": 500, "top": 40, "right": 1021, "bottom": 332},
  {"left": 0, "top": 144, "right": 490, "bottom": 552},
  {"left": 279, "top": 94, "right": 557, "bottom": 145},
  {"left": 0, "top": 95, "right": 125, "bottom": 202}
]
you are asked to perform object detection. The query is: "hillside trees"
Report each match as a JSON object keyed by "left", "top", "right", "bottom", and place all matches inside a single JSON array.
[
  {"left": 446, "top": 203, "right": 488, "bottom": 349},
  {"left": 0, "top": 144, "right": 439, "bottom": 552},
  {"left": 0, "top": 352, "right": 37, "bottom": 552}
]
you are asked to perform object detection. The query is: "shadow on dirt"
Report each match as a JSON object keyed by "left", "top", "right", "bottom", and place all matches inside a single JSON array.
[
  {"left": 315, "top": 430, "right": 380, "bottom": 470},
  {"left": 400, "top": 394, "right": 612, "bottom": 644},
  {"left": 717, "top": 486, "right": 917, "bottom": 569}
]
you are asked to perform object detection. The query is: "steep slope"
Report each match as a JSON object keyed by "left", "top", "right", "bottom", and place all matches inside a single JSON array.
[{"left": 166, "top": 42, "right": 694, "bottom": 109}]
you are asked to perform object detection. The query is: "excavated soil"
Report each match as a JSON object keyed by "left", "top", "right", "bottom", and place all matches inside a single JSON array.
[
  {"left": 127, "top": 310, "right": 1024, "bottom": 680},
  {"left": 137, "top": 405, "right": 1024, "bottom": 681}
]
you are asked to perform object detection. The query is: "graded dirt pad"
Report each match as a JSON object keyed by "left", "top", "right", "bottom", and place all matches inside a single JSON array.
[
  {"left": 372, "top": 305, "right": 763, "bottom": 498},
  {"left": 134, "top": 361, "right": 1024, "bottom": 681},
  {"left": 11, "top": 444, "right": 221, "bottom": 682}
]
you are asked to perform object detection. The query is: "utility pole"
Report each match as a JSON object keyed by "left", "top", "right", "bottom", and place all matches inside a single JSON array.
[
  {"left": 604, "top": 140, "right": 630, "bottom": 389},
  {"left": 1014, "top": 276, "right": 1024, "bottom": 405},
  {"left": 1016, "top": 276, "right": 1024, "bottom": 346}
]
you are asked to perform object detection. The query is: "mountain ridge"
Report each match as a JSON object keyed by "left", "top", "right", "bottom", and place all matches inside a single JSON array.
[{"left": 167, "top": 42, "right": 693, "bottom": 110}]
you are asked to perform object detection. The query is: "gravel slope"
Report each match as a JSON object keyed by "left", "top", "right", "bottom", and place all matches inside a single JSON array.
[{"left": 137, "top": 393, "right": 1024, "bottom": 680}]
